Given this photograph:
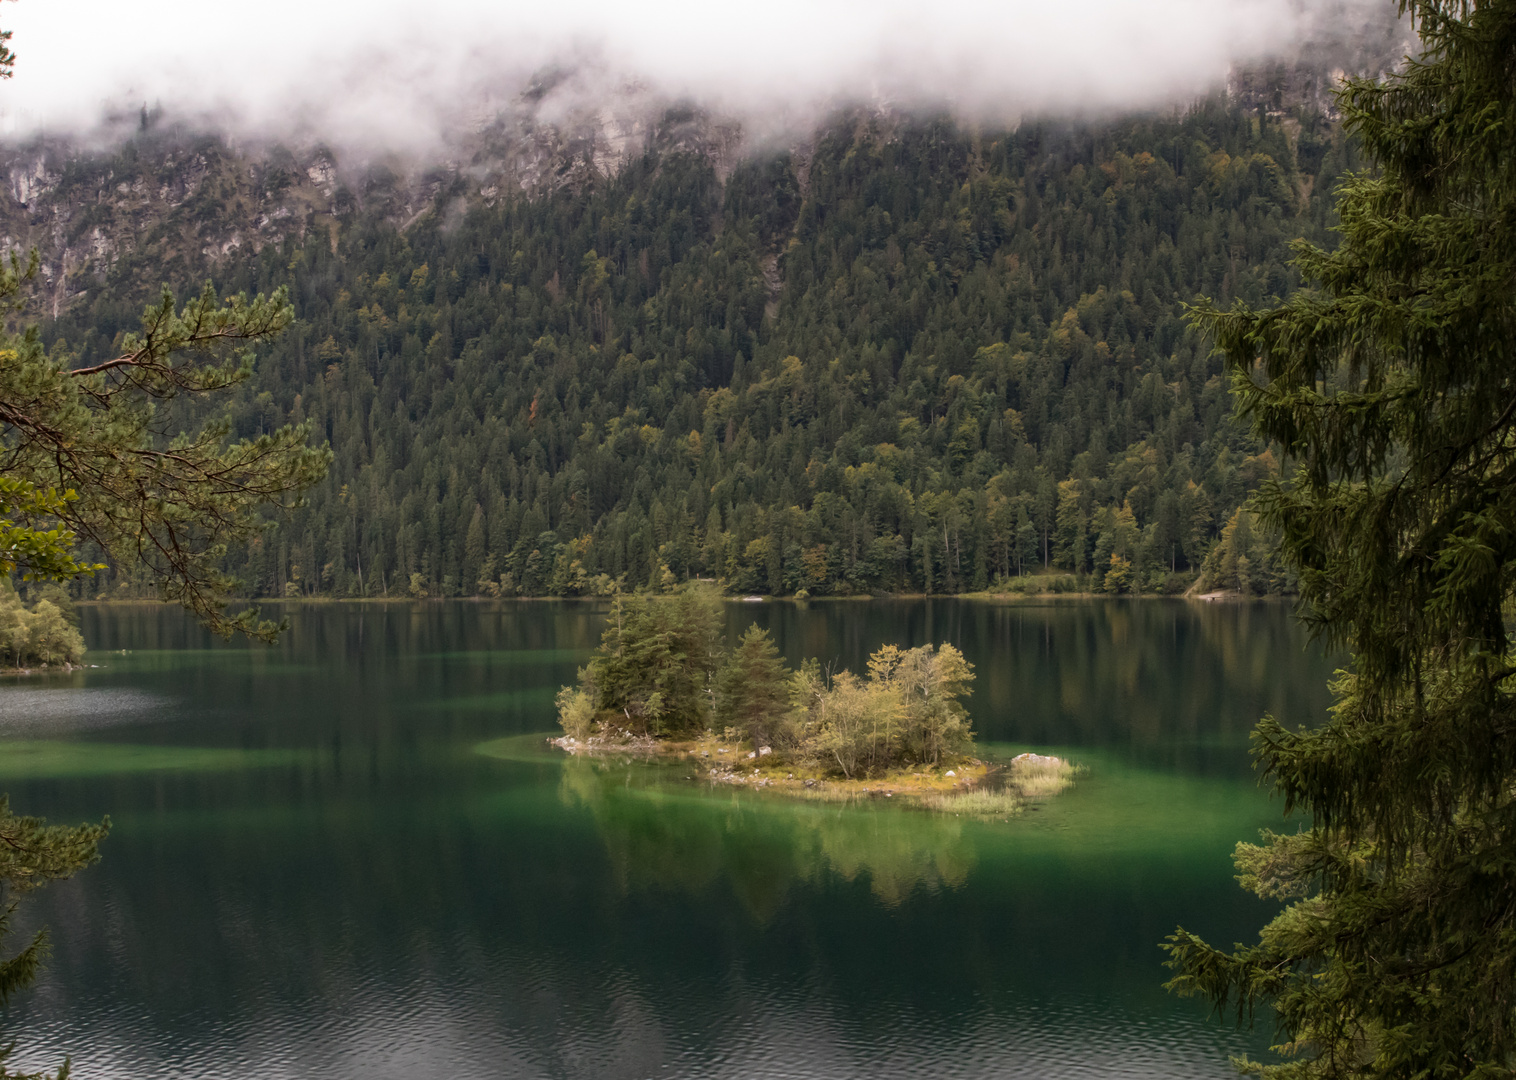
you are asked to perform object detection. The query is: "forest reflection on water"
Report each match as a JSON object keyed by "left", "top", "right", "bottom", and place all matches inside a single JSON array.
[
  {"left": 552, "top": 750, "right": 979, "bottom": 914},
  {"left": 0, "top": 597, "right": 1333, "bottom": 1080}
]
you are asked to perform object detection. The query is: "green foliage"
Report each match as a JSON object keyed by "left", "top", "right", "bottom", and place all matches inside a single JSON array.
[
  {"left": 555, "top": 683, "right": 596, "bottom": 741},
  {"left": 865, "top": 643, "right": 976, "bottom": 765},
  {"left": 3, "top": 267, "right": 330, "bottom": 637},
  {"left": 560, "top": 598, "right": 976, "bottom": 777},
  {"left": 583, "top": 585, "right": 725, "bottom": 736},
  {"left": 786, "top": 642, "right": 976, "bottom": 776},
  {"left": 0, "top": 479, "right": 98, "bottom": 584},
  {"left": 799, "top": 666, "right": 905, "bottom": 779},
  {"left": 1197, "top": 506, "right": 1292, "bottom": 595},
  {"left": 0, "top": 587, "right": 84, "bottom": 668},
  {"left": 714, "top": 624, "right": 790, "bottom": 749},
  {"left": 0, "top": 797, "right": 107, "bottom": 1080},
  {"left": 49, "top": 102, "right": 1353, "bottom": 601},
  {"left": 1165, "top": 3, "right": 1516, "bottom": 1075}
]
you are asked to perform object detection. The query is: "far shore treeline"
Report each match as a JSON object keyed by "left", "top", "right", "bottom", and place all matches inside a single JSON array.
[
  {"left": 556, "top": 585, "right": 976, "bottom": 778},
  {"left": 46, "top": 101, "right": 1339, "bottom": 603}
]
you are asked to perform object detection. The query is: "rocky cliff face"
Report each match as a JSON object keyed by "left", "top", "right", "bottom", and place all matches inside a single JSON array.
[
  {"left": 0, "top": 77, "right": 743, "bottom": 318},
  {"left": 1, "top": 137, "right": 339, "bottom": 316},
  {"left": 1227, "top": 0, "right": 1413, "bottom": 116}
]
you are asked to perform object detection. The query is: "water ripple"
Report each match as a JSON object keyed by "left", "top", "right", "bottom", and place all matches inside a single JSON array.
[{"left": 0, "top": 688, "right": 173, "bottom": 733}]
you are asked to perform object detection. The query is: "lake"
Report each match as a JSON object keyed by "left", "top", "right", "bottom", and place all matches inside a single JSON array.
[{"left": 0, "top": 598, "right": 1333, "bottom": 1079}]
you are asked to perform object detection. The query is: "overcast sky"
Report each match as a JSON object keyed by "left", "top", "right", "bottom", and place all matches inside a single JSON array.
[{"left": 0, "top": 0, "right": 1400, "bottom": 149}]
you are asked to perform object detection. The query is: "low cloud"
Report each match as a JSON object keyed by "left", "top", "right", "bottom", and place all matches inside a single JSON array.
[{"left": 0, "top": 0, "right": 1407, "bottom": 151}]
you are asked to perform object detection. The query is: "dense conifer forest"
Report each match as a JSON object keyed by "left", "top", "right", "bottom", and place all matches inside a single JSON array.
[{"left": 46, "top": 99, "right": 1354, "bottom": 599}]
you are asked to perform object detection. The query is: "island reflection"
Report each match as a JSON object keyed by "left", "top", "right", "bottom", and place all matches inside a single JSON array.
[{"left": 557, "top": 755, "right": 976, "bottom": 918}]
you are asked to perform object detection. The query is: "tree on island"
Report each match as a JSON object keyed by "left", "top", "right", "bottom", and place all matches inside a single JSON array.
[
  {"left": 557, "top": 586, "right": 976, "bottom": 777},
  {"left": 1165, "top": 1, "right": 1516, "bottom": 1075},
  {"left": 589, "top": 586, "right": 725, "bottom": 736},
  {"left": 714, "top": 625, "right": 790, "bottom": 752}
]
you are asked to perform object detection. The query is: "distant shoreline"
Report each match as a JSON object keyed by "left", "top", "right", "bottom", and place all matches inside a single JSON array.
[{"left": 71, "top": 589, "right": 1274, "bottom": 608}]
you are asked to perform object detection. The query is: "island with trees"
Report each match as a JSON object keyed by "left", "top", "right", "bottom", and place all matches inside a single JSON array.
[
  {"left": 553, "top": 585, "right": 1074, "bottom": 816},
  {"left": 0, "top": 585, "right": 84, "bottom": 673}
]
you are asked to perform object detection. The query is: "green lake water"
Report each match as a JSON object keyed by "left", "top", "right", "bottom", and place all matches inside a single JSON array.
[{"left": 0, "top": 598, "right": 1333, "bottom": 1079}]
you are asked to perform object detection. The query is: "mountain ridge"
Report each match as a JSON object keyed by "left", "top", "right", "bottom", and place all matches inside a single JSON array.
[{"left": 14, "top": 86, "right": 1361, "bottom": 602}]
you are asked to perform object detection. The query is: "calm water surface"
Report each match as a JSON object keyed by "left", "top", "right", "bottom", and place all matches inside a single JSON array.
[{"left": 0, "top": 598, "right": 1332, "bottom": 1079}]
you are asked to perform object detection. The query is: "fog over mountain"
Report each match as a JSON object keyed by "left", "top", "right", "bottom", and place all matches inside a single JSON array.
[{"left": 1, "top": 0, "right": 1406, "bottom": 153}]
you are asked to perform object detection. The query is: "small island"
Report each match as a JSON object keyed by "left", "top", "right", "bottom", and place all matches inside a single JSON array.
[
  {"left": 0, "top": 584, "right": 86, "bottom": 674},
  {"left": 552, "top": 585, "right": 1076, "bottom": 817}
]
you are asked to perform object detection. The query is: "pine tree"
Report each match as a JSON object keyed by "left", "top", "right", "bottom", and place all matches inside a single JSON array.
[
  {"left": 0, "top": 268, "right": 329, "bottom": 637},
  {"left": 1053, "top": 480, "right": 1087, "bottom": 573},
  {"left": 589, "top": 585, "right": 725, "bottom": 737},
  {"left": 462, "top": 504, "right": 487, "bottom": 591},
  {"left": 1165, "top": 2, "right": 1516, "bottom": 1074},
  {"left": 715, "top": 625, "right": 789, "bottom": 748}
]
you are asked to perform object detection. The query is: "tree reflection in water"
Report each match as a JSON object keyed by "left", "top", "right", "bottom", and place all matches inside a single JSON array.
[{"left": 557, "top": 754, "right": 976, "bottom": 918}]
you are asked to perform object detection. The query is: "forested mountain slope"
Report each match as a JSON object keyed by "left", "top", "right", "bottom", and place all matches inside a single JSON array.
[{"left": 39, "top": 101, "right": 1355, "bottom": 599}]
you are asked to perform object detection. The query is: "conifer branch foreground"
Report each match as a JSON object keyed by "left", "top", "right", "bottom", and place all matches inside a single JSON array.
[
  {"left": 0, "top": 125, "right": 326, "bottom": 1079},
  {"left": 0, "top": 254, "right": 331, "bottom": 640},
  {"left": 1165, "top": 2, "right": 1516, "bottom": 1075}
]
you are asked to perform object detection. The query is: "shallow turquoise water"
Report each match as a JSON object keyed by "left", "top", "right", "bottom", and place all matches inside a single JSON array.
[{"left": 0, "top": 598, "right": 1332, "bottom": 1079}]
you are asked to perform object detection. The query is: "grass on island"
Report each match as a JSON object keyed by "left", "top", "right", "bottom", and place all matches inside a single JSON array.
[
  {"left": 921, "top": 755, "right": 1081, "bottom": 818},
  {"left": 551, "top": 731, "right": 1079, "bottom": 818},
  {"left": 919, "top": 788, "right": 1027, "bottom": 818}
]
